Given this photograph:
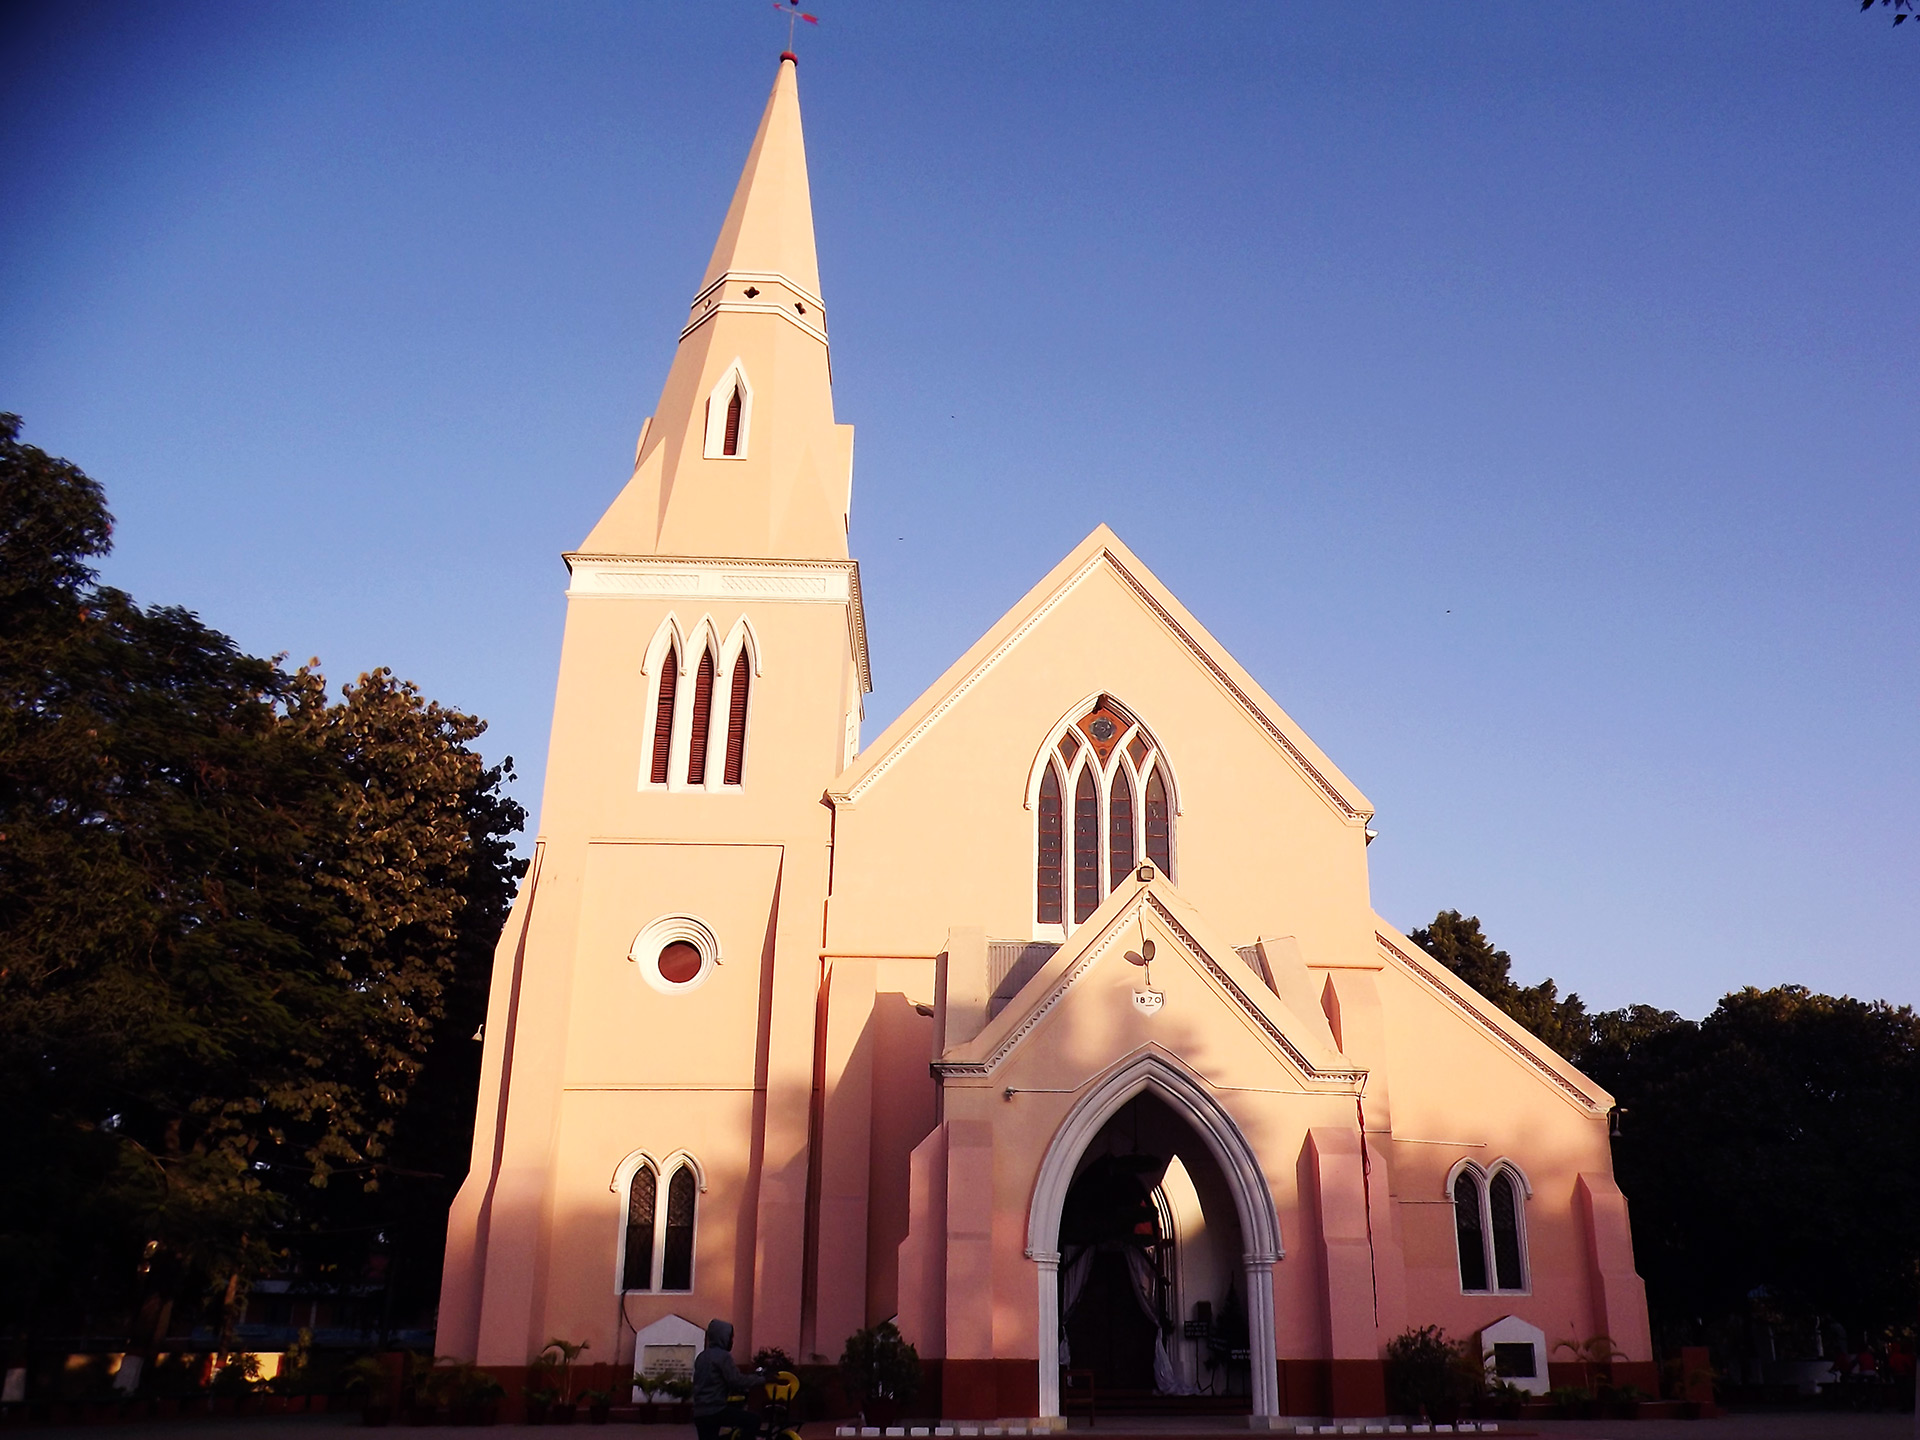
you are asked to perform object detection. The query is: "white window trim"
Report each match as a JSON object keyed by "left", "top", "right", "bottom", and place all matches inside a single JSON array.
[
  {"left": 610, "top": 1149, "right": 708, "bottom": 1296},
  {"left": 1445, "top": 1158, "right": 1532, "bottom": 1296},
  {"left": 639, "top": 614, "right": 759, "bottom": 794},
  {"left": 702, "top": 360, "right": 753, "bottom": 460},
  {"left": 1029, "top": 698, "right": 1178, "bottom": 937},
  {"left": 631, "top": 914, "right": 723, "bottom": 994}
]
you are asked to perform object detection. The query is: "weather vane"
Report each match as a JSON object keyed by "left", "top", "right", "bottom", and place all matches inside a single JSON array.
[{"left": 773, "top": 0, "right": 819, "bottom": 54}]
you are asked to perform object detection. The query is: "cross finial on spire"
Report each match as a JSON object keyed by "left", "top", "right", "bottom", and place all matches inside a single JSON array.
[{"left": 772, "top": 0, "right": 818, "bottom": 58}]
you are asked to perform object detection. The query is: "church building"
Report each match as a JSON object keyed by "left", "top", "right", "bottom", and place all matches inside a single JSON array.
[{"left": 438, "top": 55, "right": 1654, "bottom": 1424}]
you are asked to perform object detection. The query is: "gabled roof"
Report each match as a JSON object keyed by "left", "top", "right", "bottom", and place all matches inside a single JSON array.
[
  {"left": 1372, "top": 920, "right": 1615, "bottom": 1116},
  {"left": 936, "top": 872, "right": 1365, "bottom": 1089},
  {"left": 830, "top": 525, "right": 1374, "bottom": 823}
]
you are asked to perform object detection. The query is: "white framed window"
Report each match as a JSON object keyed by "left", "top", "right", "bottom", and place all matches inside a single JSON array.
[
  {"left": 1028, "top": 695, "right": 1177, "bottom": 937},
  {"left": 640, "top": 615, "right": 758, "bottom": 793},
  {"left": 612, "top": 1150, "right": 706, "bottom": 1294},
  {"left": 1448, "top": 1159, "right": 1531, "bottom": 1294},
  {"left": 702, "top": 361, "right": 753, "bottom": 460},
  {"left": 631, "top": 914, "right": 722, "bottom": 994}
]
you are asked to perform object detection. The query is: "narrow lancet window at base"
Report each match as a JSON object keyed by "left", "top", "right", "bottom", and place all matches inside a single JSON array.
[
  {"left": 723, "top": 651, "right": 750, "bottom": 785},
  {"left": 662, "top": 1166, "right": 697, "bottom": 1290},
  {"left": 1037, "top": 766, "right": 1063, "bottom": 924},
  {"left": 1490, "top": 1169, "right": 1524, "bottom": 1290},
  {"left": 1073, "top": 768, "right": 1100, "bottom": 924},
  {"left": 686, "top": 648, "right": 716, "bottom": 784},
  {"left": 623, "top": 1166, "right": 657, "bottom": 1291},
  {"left": 650, "top": 646, "right": 679, "bottom": 786},
  {"left": 1455, "top": 1171, "right": 1489, "bottom": 1292},
  {"left": 1109, "top": 768, "right": 1135, "bottom": 890}
]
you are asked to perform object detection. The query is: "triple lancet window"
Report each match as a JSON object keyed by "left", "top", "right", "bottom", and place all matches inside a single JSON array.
[
  {"left": 1034, "top": 697, "right": 1174, "bottom": 932},
  {"left": 645, "top": 619, "right": 754, "bottom": 791},
  {"left": 620, "top": 1156, "right": 700, "bottom": 1293},
  {"left": 1453, "top": 1163, "right": 1529, "bottom": 1294}
]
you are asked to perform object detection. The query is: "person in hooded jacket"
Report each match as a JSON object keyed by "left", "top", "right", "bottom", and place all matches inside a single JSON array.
[{"left": 692, "top": 1319, "right": 764, "bottom": 1440}]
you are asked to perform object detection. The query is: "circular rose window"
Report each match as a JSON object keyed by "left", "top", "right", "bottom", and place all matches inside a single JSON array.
[
  {"left": 630, "top": 916, "right": 721, "bottom": 993},
  {"left": 657, "top": 941, "right": 703, "bottom": 985}
]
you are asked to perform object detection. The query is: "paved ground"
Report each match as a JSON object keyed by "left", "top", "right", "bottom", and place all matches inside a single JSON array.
[{"left": 5, "top": 1413, "right": 1912, "bottom": 1440}]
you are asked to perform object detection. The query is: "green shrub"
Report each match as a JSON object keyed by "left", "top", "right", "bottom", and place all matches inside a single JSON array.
[
  {"left": 1383, "top": 1325, "right": 1478, "bottom": 1417},
  {"left": 839, "top": 1321, "right": 920, "bottom": 1410}
]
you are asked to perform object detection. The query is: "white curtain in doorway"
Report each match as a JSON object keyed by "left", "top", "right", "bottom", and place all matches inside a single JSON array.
[{"left": 1057, "top": 1243, "right": 1193, "bottom": 1395}]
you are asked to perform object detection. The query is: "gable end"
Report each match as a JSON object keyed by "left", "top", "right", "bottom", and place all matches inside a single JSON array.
[{"left": 1375, "top": 930, "right": 1603, "bottom": 1113}]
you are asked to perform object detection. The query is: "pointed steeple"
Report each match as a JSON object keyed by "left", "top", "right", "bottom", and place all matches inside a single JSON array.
[
  {"left": 580, "top": 55, "right": 852, "bottom": 561},
  {"left": 700, "top": 55, "right": 820, "bottom": 300}
]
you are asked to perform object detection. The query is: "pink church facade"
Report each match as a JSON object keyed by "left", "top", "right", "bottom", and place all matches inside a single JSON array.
[{"left": 437, "top": 57, "right": 1654, "bottom": 1424}]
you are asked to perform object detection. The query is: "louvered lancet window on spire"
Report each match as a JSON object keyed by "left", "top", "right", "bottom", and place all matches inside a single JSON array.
[
  {"left": 702, "top": 365, "right": 753, "bottom": 461},
  {"left": 722, "top": 385, "right": 743, "bottom": 456}
]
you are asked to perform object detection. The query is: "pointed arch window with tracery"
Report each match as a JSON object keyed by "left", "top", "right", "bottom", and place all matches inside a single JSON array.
[
  {"left": 1032, "top": 696, "right": 1176, "bottom": 936},
  {"left": 1451, "top": 1161, "right": 1530, "bottom": 1295},
  {"left": 617, "top": 1153, "right": 702, "bottom": 1294}
]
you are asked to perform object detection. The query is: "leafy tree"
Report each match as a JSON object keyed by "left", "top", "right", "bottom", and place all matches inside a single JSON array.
[
  {"left": 0, "top": 413, "right": 524, "bottom": 1348},
  {"left": 1861, "top": 0, "right": 1915, "bottom": 27},
  {"left": 1408, "top": 910, "right": 1590, "bottom": 1061},
  {"left": 1582, "top": 986, "right": 1920, "bottom": 1344}
]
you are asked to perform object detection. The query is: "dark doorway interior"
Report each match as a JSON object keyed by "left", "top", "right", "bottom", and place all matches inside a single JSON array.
[{"left": 1060, "top": 1154, "right": 1165, "bottom": 1395}]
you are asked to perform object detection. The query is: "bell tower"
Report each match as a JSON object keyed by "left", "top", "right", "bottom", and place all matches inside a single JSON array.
[{"left": 440, "top": 54, "right": 869, "bottom": 1370}]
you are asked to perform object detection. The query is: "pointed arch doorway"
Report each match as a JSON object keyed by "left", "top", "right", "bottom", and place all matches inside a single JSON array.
[{"left": 1027, "top": 1052, "right": 1281, "bottom": 1423}]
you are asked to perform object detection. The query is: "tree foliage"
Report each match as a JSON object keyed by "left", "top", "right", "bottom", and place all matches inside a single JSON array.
[
  {"left": 0, "top": 413, "right": 524, "bottom": 1343},
  {"left": 1408, "top": 910, "right": 1590, "bottom": 1061},
  {"left": 1409, "top": 904, "right": 1920, "bottom": 1348}
]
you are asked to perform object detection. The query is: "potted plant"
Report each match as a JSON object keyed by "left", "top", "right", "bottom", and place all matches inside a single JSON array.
[
  {"left": 634, "top": 1370, "right": 673, "bottom": 1423},
  {"left": 656, "top": 1375, "right": 694, "bottom": 1422},
  {"left": 525, "top": 1386, "right": 558, "bottom": 1426},
  {"left": 343, "top": 1356, "right": 395, "bottom": 1428},
  {"left": 839, "top": 1321, "right": 919, "bottom": 1429},
  {"left": 532, "top": 1339, "right": 590, "bottom": 1425},
  {"left": 579, "top": 1387, "right": 612, "bottom": 1425},
  {"left": 1384, "top": 1325, "right": 1477, "bottom": 1425}
]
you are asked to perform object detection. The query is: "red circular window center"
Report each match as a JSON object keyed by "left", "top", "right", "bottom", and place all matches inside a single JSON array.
[{"left": 656, "top": 941, "right": 704, "bottom": 986}]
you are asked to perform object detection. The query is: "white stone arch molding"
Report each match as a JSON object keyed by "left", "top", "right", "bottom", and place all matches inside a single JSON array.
[
  {"left": 718, "top": 615, "right": 763, "bottom": 679},
  {"left": 1443, "top": 1155, "right": 1533, "bottom": 1295},
  {"left": 630, "top": 914, "right": 723, "bottom": 994},
  {"left": 639, "top": 613, "right": 687, "bottom": 790},
  {"left": 608, "top": 1148, "right": 710, "bottom": 1297},
  {"left": 1021, "top": 692, "right": 1185, "bottom": 815},
  {"left": 702, "top": 358, "right": 754, "bottom": 459},
  {"left": 1024, "top": 1047, "right": 1282, "bottom": 1423}
]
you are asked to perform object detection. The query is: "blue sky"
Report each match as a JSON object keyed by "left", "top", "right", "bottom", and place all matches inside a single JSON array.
[{"left": 3, "top": 3, "right": 1915, "bottom": 1018}]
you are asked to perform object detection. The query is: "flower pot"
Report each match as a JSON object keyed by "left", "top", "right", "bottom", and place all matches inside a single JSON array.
[
  {"left": 549, "top": 1401, "right": 578, "bottom": 1426},
  {"left": 363, "top": 1402, "right": 393, "bottom": 1427},
  {"left": 588, "top": 1401, "right": 611, "bottom": 1425}
]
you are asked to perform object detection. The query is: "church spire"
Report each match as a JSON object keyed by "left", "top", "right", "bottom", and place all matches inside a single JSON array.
[
  {"left": 579, "top": 54, "right": 852, "bottom": 561},
  {"left": 700, "top": 55, "right": 820, "bottom": 302}
]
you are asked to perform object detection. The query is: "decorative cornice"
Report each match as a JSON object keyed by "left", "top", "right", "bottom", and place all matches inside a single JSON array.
[
  {"left": 562, "top": 554, "right": 870, "bottom": 695},
  {"left": 829, "top": 547, "right": 1369, "bottom": 821},
  {"left": 936, "top": 891, "right": 1365, "bottom": 1087},
  {"left": 1100, "top": 558, "right": 1362, "bottom": 820},
  {"left": 1374, "top": 931, "right": 1603, "bottom": 1113},
  {"left": 682, "top": 269, "right": 828, "bottom": 348},
  {"left": 832, "top": 548, "right": 1106, "bottom": 804},
  {"left": 1145, "top": 895, "right": 1366, "bottom": 1086},
  {"left": 690, "top": 268, "right": 824, "bottom": 313}
]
